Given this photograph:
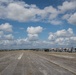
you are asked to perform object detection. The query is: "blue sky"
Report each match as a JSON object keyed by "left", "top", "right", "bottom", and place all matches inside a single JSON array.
[{"left": 0, "top": 0, "right": 76, "bottom": 49}]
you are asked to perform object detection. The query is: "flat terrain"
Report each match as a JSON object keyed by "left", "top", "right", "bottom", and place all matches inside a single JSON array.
[{"left": 0, "top": 50, "right": 76, "bottom": 75}]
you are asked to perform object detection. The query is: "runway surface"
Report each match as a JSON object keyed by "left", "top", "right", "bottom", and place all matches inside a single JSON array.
[{"left": 0, "top": 50, "right": 76, "bottom": 75}]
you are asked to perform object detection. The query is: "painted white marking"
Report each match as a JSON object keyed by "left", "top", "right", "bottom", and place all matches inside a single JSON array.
[
  {"left": 18, "top": 53, "right": 23, "bottom": 60},
  {"left": 36, "top": 53, "right": 76, "bottom": 74}
]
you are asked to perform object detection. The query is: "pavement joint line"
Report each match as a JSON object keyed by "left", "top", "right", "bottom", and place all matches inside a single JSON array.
[
  {"left": 18, "top": 53, "right": 23, "bottom": 60},
  {"left": 49, "top": 54, "right": 75, "bottom": 59},
  {"left": 33, "top": 52, "right": 76, "bottom": 75},
  {"left": 0, "top": 53, "right": 16, "bottom": 61}
]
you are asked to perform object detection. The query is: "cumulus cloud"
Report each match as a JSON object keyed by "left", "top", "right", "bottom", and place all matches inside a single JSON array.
[
  {"left": 16, "top": 38, "right": 31, "bottom": 45},
  {"left": 68, "top": 13, "right": 76, "bottom": 25},
  {"left": 4, "top": 34, "right": 14, "bottom": 40},
  {"left": 0, "top": 0, "right": 76, "bottom": 25},
  {"left": 27, "top": 26, "right": 43, "bottom": 34},
  {"left": 27, "top": 26, "right": 43, "bottom": 41},
  {"left": 48, "top": 33, "right": 55, "bottom": 41},
  {"left": 58, "top": 1, "right": 76, "bottom": 13},
  {"left": 49, "top": 20, "right": 62, "bottom": 25},
  {"left": 62, "top": 12, "right": 76, "bottom": 25},
  {"left": 0, "top": 31, "right": 4, "bottom": 35},
  {"left": 0, "top": 23, "right": 13, "bottom": 41},
  {"left": 0, "top": 0, "right": 13, "bottom": 3},
  {"left": 55, "top": 28, "right": 73, "bottom": 37},
  {"left": 0, "top": 0, "right": 59, "bottom": 24},
  {"left": 0, "top": 27, "right": 76, "bottom": 49},
  {"left": 7, "top": 2, "right": 38, "bottom": 22},
  {"left": 0, "top": 25, "right": 44, "bottom": 49},
  {"left": 36, "top": 6, "right": 58, "bottom": 20},
  {"left": 58, "top": 0, "right": 76, "bottom": 25},
  {"left": 0, "top": 34, "right": 14, "bottom": 40},
  {"left": 0, "top": 23, "right": 13, "bottom": 32},
  {"left": 62, "top": 14, "right": 71, "bottom": 20},
  {"left": 27, "top": 34, "right": 38, "bottom": 41},
  {"left": 0, "top": 0, "right": 76, "bottom": 49},
  {"left": 0, "top": 31, "right": 4, "bottom": 39},
  {"left": 48, "top": 28, "right": 73, "bottom": 40},
  {"left": 0, "top": 39, "right": 53, "bottom": 49},
  {"left": 48, "top": 28, "right": 76, "bottom": 46}
]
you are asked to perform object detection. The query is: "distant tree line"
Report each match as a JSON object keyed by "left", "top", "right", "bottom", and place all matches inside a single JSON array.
[{"left": 0, "top": 47, "right": 76, "bottom": 52}]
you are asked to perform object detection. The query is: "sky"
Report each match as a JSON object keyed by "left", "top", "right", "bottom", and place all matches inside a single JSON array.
[{"left": 0, "top": 0, "right": 76, "bottom": 49}]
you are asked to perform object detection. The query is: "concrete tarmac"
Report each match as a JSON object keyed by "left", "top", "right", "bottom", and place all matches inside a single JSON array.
[{"left": 0, "top": 50, "right": 76, "bottom": 75}]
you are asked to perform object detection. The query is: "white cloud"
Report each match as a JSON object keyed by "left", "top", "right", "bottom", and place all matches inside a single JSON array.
[
  {"left": 0, "top": 0, "right": 59, "bottom": 24},
  {"left": 7, "top": 2, "right": 38, "bottom": 22},
  {"left": 37, "top": 6, "right": 58, "bottom": 20},
  {"left": 58, "top": 1, "right": 76, "bottom": 13},
  {"left": 62, "top": 14, "right": 71, "bottom": 20},
  {"left": 0, "top": 0, "right": 76, "bottom": 25},
  {"left": 0, "top": 40, "right": 15, "bottom": 46},
  {"left": 16, "top": 38, "right": 31, "bottom": 45},
  {"left": 0, "top": 0, "right": 13, "bottom": 3},
  {"left": 70, "top": 37, "right": 76, "bottom": 43},
  {"left": 56, "top": 28, "right": 73, "bottom": 37},
  {"left": 0, "top": 31, "right": 4, "bottom": 35},
  {"left": 68, "top": 13, "right": 76, "bottom": 25},
  {"left": 0, "top": 33, "right": 14, "bottom": 40},
  {"left": 55, "top": 38, "right": 64, "bottom": 45},
  {"left": 49, "top": 20, "right": 62, "bottom": 25},
  {"left": 0, "top": 31, "right": 4, "bottom": 39},
  {"left": 0, "top": 25, "right": 44, "bottom": 49},
  {"left": 26, "top": 26, "right": 43, "bottom": 41},
  {"left": 27, "top": 26, "right": 43, "bottom": 34},
  {"left": 0, "top": 0, "right": 76, "bottom": 26},
  {"left": 48, "top": 33, "right": 55, "bottom": 41},
  {"left": 0, "top": 23, "right": 13, "bottom": 32},
  {"left": 0, "top": 28, "right": 76, "bottom": 49},
  {"left": 27, "top": 34, "right": 38, "bottom": 41},
  {"left": 62, "top": 12, "right": 76, "bottom": 25},
  {"left": 48, "top": 28, "right": 74, "bottom": 40},
  {"left": 0, "top": 39, "right": 54, "bottom": 49},
  {"left": 0, "top": 0, "right": 38, "bottom": 22},
  {"left": 48, "top": 28, "right": 76, "bottom": 46},
  {"left": 0, "top": 23, "right": 14, "bottom": 41},
  {"left": 4, "top": 34, "right": 14, "bottom": 40},
  {"left": 0, "top": 38, "right": 30, "bottom": 47},
  {"left": 58, "top": 1, "right": 76, "bottom": 25}
]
